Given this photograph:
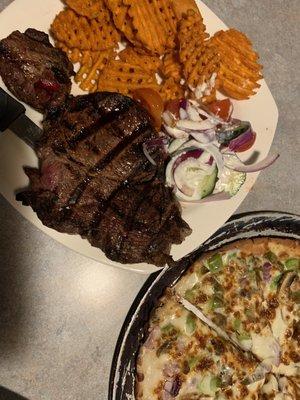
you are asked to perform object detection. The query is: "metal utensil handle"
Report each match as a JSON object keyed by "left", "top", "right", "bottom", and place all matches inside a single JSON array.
[{"left": 0, "top": 87, "right": 26, "bottom": 132}]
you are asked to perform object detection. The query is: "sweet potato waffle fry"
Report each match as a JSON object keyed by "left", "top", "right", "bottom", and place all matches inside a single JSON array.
[
  {"left": 97, "top": 60, "right": 160, "bottom": 95},
  {"left": 119, "top": 47, "right": 161, "bottom": 74},
  {"left": 161, "top": 52, "right": 182, "bottom": 83},
  {"left": 104, "top": 0, "right": 141, "bottom": 47},
  {"left": 124, "top": 0, "right": 177, "bottom": 55},
  {"left": 56, "top": 41, "right": 115, "bottom": 92},
  {"left": 51, "top": 0, "right": 263, "bottom": 105},
  {"left": 178, "top": 9, "right": 219, "bottom": 102},
  {"left": 75, "top": 48, "right": 116, "bottom": 92},
  {"left": 211, "top": 29, "right": 263, "bottom": 100},
  {"left": 178, "top": 9, "right": 208, "bottom": 66},
  {"left": 160, "top": 77, "right": 185, "bottom": 101},
  {"left": 51, "top": 8, "right": 120, "bottom": 51},
  {"left": 56, "top": 41, "right": 100, "bottom": 64},
  {"left": 65, "top": 0, "right": 104, "bottom": 19},
  {"left": 187, "top": 41, "right": 220, "bottom": 89},
  {"left": 171, "top": 0, "right": 200, "bottom": 20}
]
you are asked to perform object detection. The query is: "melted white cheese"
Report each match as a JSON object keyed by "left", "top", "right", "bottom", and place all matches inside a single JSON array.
[
  {"left": 261, "top": 374, "right": 279, "bottom": 394},
  {"left": 272, "top": 363, "right": 300, "bottom": 377},
  {"left": 272, "top": 308, "right": 288, "bottom": 343},
  {"left": 137, "top": 349, "right": 169, "bottom": 400},
  {"left": 176, "top": 271, "right": 199, "bottom": 296},
  {"left": 251, "top": 330, "right": 280, "bottom": 366}
]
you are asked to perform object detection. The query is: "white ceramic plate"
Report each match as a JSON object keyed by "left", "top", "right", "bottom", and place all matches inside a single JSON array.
[{"left": 0, "top": 0, "right": 278, "bottom": 274}]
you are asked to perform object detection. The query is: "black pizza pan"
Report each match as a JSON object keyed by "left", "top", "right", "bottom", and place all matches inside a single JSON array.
[{"left": 108, "top": 211, "right": 300, "bottom": 400}]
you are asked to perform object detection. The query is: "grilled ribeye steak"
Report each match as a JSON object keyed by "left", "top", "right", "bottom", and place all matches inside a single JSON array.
[
  {"left": 0, "top": 28, "right": 73, "bottom": 112},
  {"left": 17, "top": 92, "right": 191, "bottom": 266}
]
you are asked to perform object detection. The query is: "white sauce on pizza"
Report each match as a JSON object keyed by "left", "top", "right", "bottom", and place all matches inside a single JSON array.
[{"left": 136, "top": 238, "right": 300, "bottom": 399}]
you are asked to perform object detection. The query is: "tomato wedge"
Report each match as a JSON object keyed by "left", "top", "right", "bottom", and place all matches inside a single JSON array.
[
  {"left": 235, "top": 131, "right": 257, "bottom": 152},
  {"left": 132, "top": 88, "right": 164, "bottom": 128},
  {"left": 164, "top": 99, "right": 183, "bottom": 119},
  {"left": 208, "top": 98, "right": 233, "bottom": 122}
]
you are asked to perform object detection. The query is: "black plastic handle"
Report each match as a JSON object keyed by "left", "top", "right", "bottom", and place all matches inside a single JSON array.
[
  {"left": 0, "top": 87, "right": 26, "bottom": 132},
  {"left": 0, "top": 385, "right": 29, "bottom": 399}
]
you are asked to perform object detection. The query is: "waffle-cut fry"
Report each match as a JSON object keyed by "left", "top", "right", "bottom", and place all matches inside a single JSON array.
[
  {"left": 211, "top": 29, "right": 263, "bottom": 99},
  {"left": 97, "top": 60, "right": 160, "bottom": 95},
  {"left": 124, "top": 0, "right": 177, "bottom": 55},
  {"left": 171, "top": 0, "right": 200, "bottom": 20},
  {"left": 56, "top": 41, "right": 101, "bottom": 65},
  {"left": 187, "top": 41, "right": 220, "bottom": 89},
  {"left": 160, "top": 77, "right": 185, "bottom": 101},
  {"left": 51, "top": 8, "right": 120, "bottom": 51},
  {"left": 161, "top": 52, "right": 182, "bottom": 82},
  {"left": 178, "top": 9, "right": 219, "bottom": 101},
  {"left": 65, "top": 0, "right": 104, "bottom": 19},
  {"left": 104, "top": 0, "right": 141, "bottom": 47},
  {"left": 75, "top": 48, "right": 116, "bottom": 92},
  {"left": 55, "top": 42, "right": 115, "bottom": 92},
  {"left": 119, "top": 47, "right": 161, "bottom": 74},
  {"left": 178, "top": 9, "right": 208, "bottom": 67}
]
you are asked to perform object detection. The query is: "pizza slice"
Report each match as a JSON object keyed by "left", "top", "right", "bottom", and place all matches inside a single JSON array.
[
  {"left": 173, "top": 238, "right": 300, "bottom": 373},
  {"left": 136, "top": 293, "right": 267, "bottom": 400}
]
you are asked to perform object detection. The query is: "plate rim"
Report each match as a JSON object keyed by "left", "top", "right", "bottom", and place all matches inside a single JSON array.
[{"left": 108, "top": 210, "right": 300, "bottom": 400}]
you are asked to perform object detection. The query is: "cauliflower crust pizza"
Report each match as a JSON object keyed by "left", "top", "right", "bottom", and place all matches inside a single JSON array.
[{"left": 136, "top": 238, "right": 300, "bottom": 399}]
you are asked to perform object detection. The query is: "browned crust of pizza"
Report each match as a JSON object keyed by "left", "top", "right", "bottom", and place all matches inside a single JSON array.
[
  {"left": 135, "top": 291, "right": 173, "bottom": 400},
  {"left": 190, "top": 237, "right": 300, "bottom": 270}
]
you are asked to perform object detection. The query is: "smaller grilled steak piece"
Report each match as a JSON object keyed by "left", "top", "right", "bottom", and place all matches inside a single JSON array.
[
  {"left": 17, "top": 92, "right": 191, "bottom": 267},
  {"left": 0, "top": 28, "right": 73, "bottom": 112}
]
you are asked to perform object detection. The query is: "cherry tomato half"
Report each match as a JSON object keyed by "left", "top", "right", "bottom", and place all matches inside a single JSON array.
[
  {"left": 208, "top": 98, "right": 233, "bottom": 122},
  {"left": 132, "top": 88, "right": 164, "bottom": 128},
  {"left": 164, "top": 99, "right": 183, "bottom": 119}
]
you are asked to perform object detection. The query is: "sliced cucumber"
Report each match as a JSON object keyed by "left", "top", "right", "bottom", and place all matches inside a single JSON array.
[
  {"left": 199, "top": 166, "right": 218, "bottom": 198},
  {"left": 225, "top": 170, "right": 246, "bottom": 196},
  {"left": 217, "top": 120, "right": 250, "bottom": 145},
  {"left": 215, "top": 167, "right": 246, "bottom": 197}
]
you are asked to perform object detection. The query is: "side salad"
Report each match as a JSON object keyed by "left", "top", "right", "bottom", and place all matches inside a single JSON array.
[{"left": 155, "top": 98, "right": 279, "bottom": 203}]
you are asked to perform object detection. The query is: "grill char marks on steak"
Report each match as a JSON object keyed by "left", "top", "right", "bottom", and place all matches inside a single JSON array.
[
  {"left": 0, "top": 29, "right": 73, "bottom": 112},
  {"left": 17, "top": 92, "right": 191, "bottom": 266}
]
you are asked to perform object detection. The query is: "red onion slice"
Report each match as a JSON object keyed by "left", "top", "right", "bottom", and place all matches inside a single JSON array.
[
  {"left": 176, "top": 119, "right": 215, "bottom": 131},
  {"left": 176, "top": 140, "right": 224, "bottom": 179},
  {"left": 189, "top": 129, "right": 215, "bottom": 144},
  {"left": 145, "top": 137, "right": 169, "bottom": 148},
  {"left": 226, "top": 154, "right": 279, "bottom": 173},
  {"left": 142, "top": 143, "right": 156, "bottom": 165},
  {"left": 163, "top": 363, "right": 180, "bottom": 378},
  {"left": 180, "top": 98, "right": 188, "bottom": 110},
  {"left": 162, "top": 110, "right": 176, "bottom": 126},
  {"left": 263, "top": 262, "right": 272, "bottom": 282},
  {"left": 179, "top": 108, "right": 188, "bottom": 120},
  {"left": 228, "top": 127, "right": 255, "bottom": 151},
  {"left": 186, "top": 102, "right": 202, "bottom": 122},
  {"left": 164, "top": 125, "right": 189, "bottom": 139},
  {"left": 173, "top": 149, "right": 204, "bottom": 168}
]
